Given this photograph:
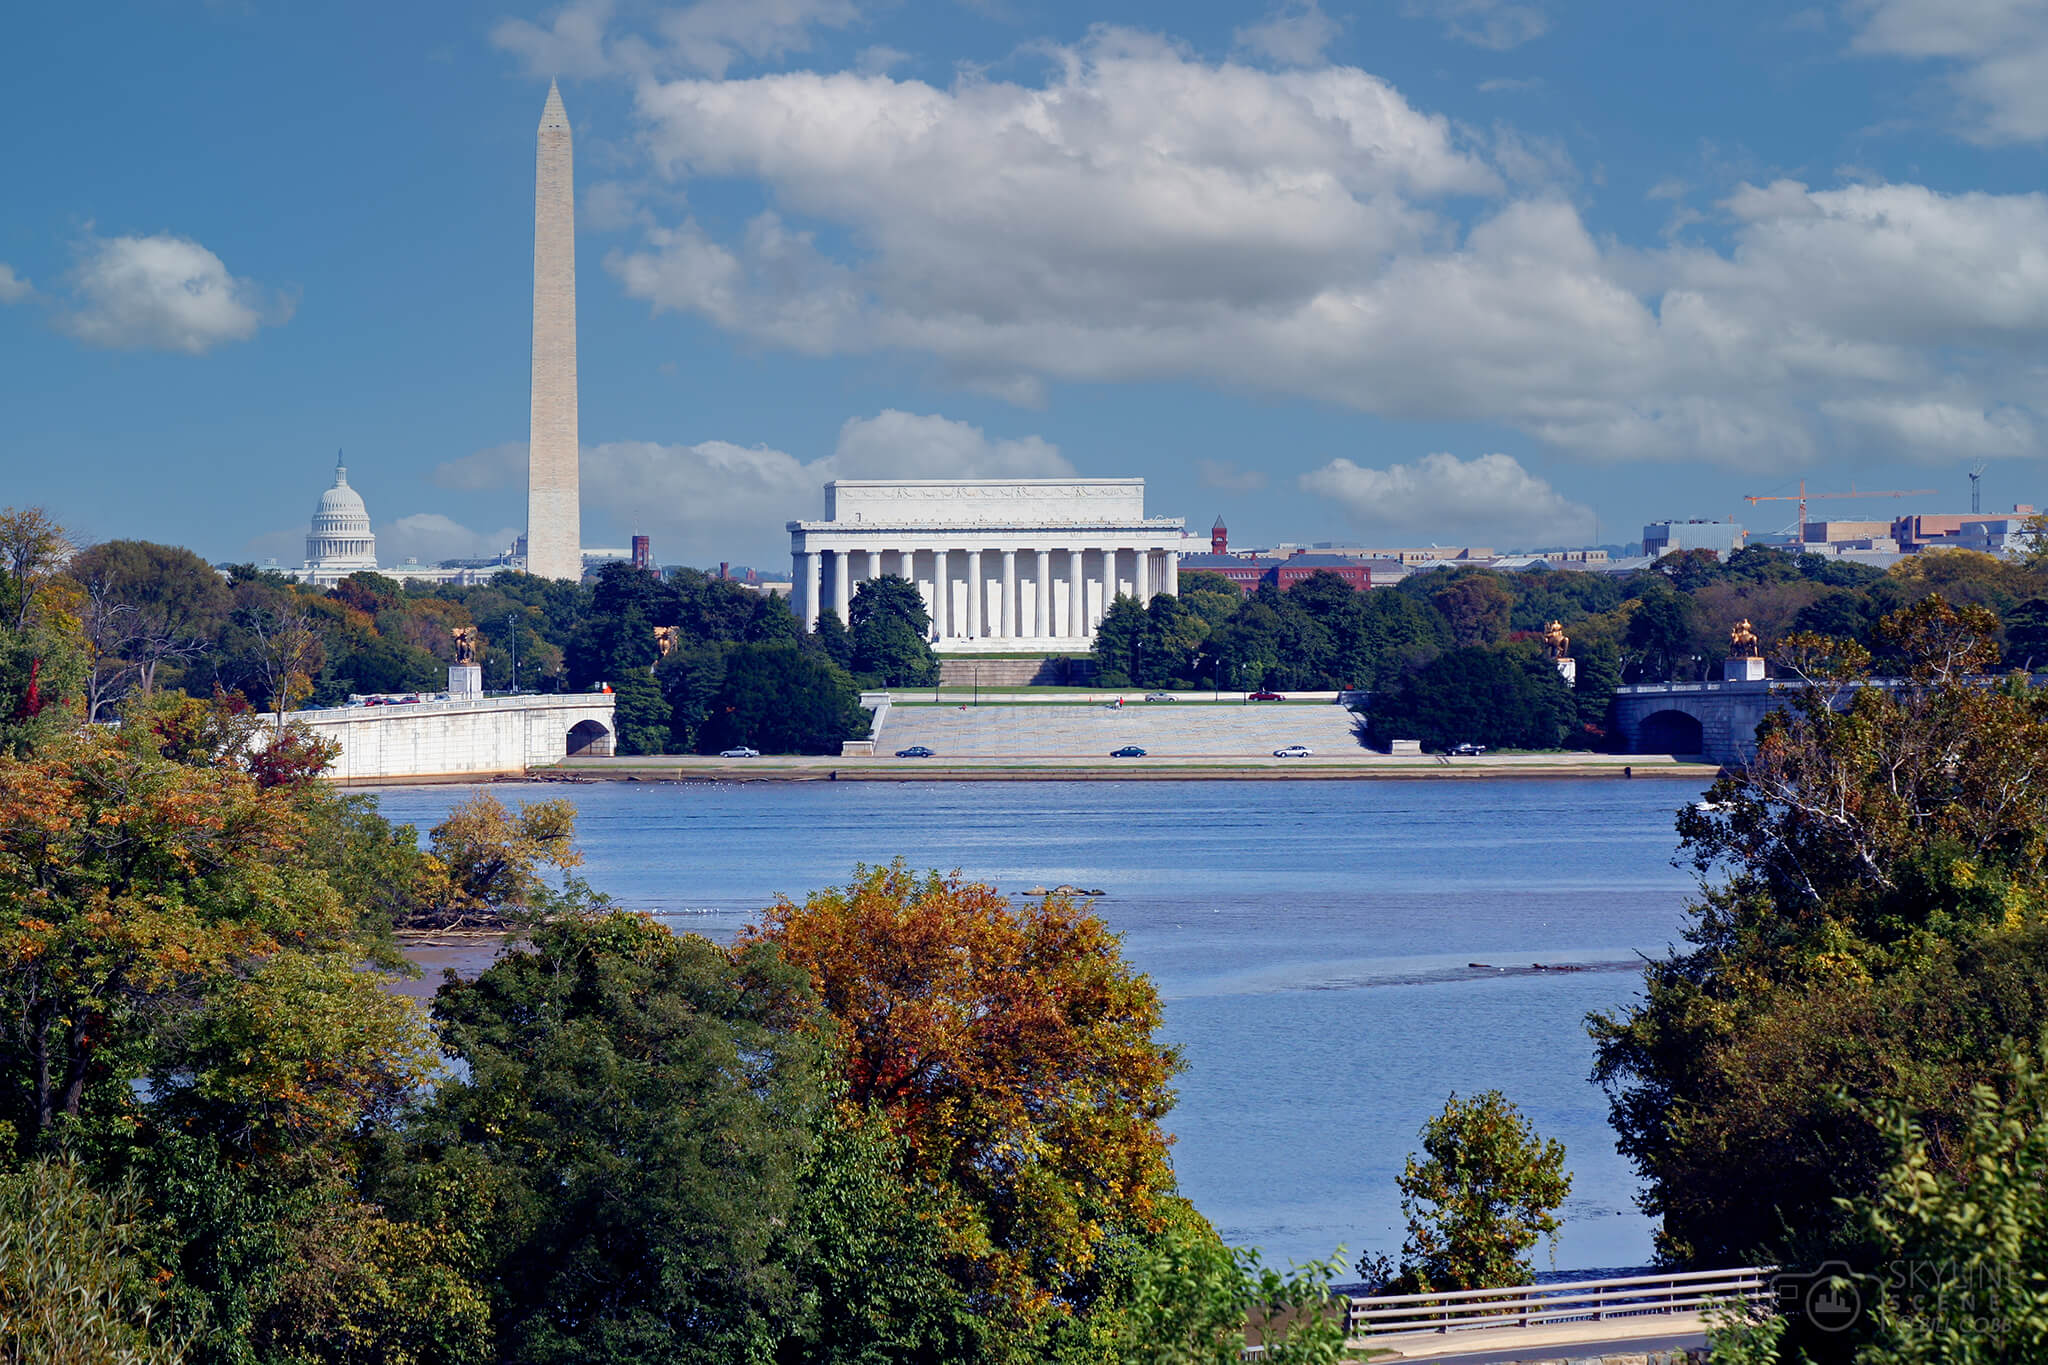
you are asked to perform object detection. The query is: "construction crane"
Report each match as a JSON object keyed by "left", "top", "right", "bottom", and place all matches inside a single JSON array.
[{"left": 1742, "top": 480, "right": 1938, "bottom": 542}]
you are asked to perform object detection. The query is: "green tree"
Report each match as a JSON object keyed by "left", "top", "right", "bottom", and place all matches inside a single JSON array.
[
  {"left": 384, "top": 912, "right": 831, "bottom": 1365},
  {"left": 320, "top": 633, "right": 443, "bottom": 700},
  {"left": 609, "top": 667, "right": 672, "bottom": 754},
  {"left": 1092, "top": 595, "right": 1148, "bottom": 687},
  {"left": 1623, "top": 584, "right": 1706, "bottom": 681},
  {"left": 656, "top": 643, "right": 728, "bottom": 753},
  {"left": 848, "top": 577, "right": 938, "bottom": 686},
  {"left": 698, "top": 643, "right": 866, "bottom": 755},
  {"left": 1428, "top": 574, "right": 1513, "bottom": 648},
  {"left": 0, "top": 1159, "right": 190, "bottom": 1365},
  {"left": 1385, "top": 1090, "right": 1570, "bottom": 1293},
  {"left": 1140, "top": 593, "right": 1210, "bottom": 688},
  {"left": 1368, "top": 645, "right": 1573, "bottom": 751},
  {"left": 1591, "top": 596, "right": 2048, "bottom": 1266},
  {"left": 811, "top": 607, "right": 852, "bottom": 669},
  {"left": 779, "top": 1116, "right": 985, "bottom": 1365},
  {"left": 1854, "top": 1042, "right": 2048, "bottom": 1364},
  {"left": 1110, "top": 1226, "right": 1353, "bottom": 1365},
  {"left": 2004, "top": 595, "right": 2048, "bottom": 670}
]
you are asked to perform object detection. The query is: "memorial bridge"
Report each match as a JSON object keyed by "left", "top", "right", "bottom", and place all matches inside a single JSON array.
[
  {"left": 292, "top": 692, "right": 617, "bottom": 784},
  {"left": 1613, "top": 677, "right": 1915, "bottom": 766}
]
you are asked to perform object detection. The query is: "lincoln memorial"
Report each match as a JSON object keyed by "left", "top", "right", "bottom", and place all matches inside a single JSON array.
[{"left": 787, "top": 479, "right": 1187, "bottom": 653}]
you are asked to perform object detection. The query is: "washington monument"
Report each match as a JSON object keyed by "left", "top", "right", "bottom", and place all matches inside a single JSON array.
[{"left": 526, "top": 79, "right": 581, "bottom": 581}]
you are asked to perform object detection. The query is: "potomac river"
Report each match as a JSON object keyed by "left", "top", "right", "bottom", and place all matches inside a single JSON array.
[{"left": 373, "top": 777, "right": 1701, "bottom": 1276}]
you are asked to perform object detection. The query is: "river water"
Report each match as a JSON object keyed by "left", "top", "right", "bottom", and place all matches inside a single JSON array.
[{"left": 372, "top": 777, "right": 1703, "bottom": 1276}]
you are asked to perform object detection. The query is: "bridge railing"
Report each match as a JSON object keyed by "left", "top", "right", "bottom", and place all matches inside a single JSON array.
[{"left": 1341, "top": 1265, "right": 1775, "bottom": 1338}]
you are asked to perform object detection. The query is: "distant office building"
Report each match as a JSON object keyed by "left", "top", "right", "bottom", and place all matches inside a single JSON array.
[
  {"left": 1176, "top": 550, "right": 1375, "bottom": 596},
  {"left": 1643, "top": 520, "right": 1746, "bottom": 558},
  {"left": 1894, "top": 507, "right": 2038, "bottom": 554},
  {"left": 1288, "top": 543, "right": 1492, "bottom": 566},
  {"left": 1801, "top": 519, "right": 1893, "bottom": 545}
]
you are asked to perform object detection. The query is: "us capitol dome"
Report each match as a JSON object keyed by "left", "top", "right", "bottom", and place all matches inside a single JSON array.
[
  {"left": 274, "top": 452, "right": 538, "bottom": 588},
  {"left": 306, "top": 452, "right": 377, "bottom": 574}
]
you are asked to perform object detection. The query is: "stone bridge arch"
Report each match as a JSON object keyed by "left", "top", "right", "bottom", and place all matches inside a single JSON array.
[
  {"left": 567, "top": 718, "right": 613, "bottom": 757},
  {"left": 1636, "top": 708, "right": 1705, "bottom": 755},
  {"left": 1611, "top": 682, "right": 1780, "bottom": 766}
]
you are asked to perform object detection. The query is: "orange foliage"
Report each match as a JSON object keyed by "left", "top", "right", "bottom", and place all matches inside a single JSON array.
[
  {"left": 0, "top": 724, "right": 353, "bottom": 1149},
  {"left": 749, "top": 862, "right": 1183, "bottom": 1324}
]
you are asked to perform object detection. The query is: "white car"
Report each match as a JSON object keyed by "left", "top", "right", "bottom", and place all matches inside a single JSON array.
[
  {"left": 718, "top": 746, "right": 762, "bottom": 758},
  {"left": 1273, "top": 745, "right": 1314, "bottom": 758}
]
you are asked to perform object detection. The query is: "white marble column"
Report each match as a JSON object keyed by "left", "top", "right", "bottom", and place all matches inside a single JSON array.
[
  {"left": 802, "top": 551, "right": 822, "bottom": 631},
  {"left": 833, "top": 550, "right": 851, "bottom": 624},
  {"left": 930, "top": 548, "right": 948, "bottom": 641},
  {"left": 1165, "top": 549, "right": 1180, "bottom": 596},
  {"left": 1068, "top": 548, "right": 1086, "bottom": 636},
  {"left": 1001, "top": 550, "right": 1017, "bottom": 638},
  {"left": 868, "top": 549, "right": 884, "bottom": 582},
  {"left": 1036, "top": 549, "right": 1052, "bottom": 638},
  {"left": 1134, "top": 548, "right": 1150, "bottom": 606},
  {"left": 966, "top": 549, "right": 983, "bottom": 639}
]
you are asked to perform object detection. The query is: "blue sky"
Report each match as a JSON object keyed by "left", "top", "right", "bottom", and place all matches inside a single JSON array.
[{"left": 4, "top": 0, "right": 2046, "bottom": 569}]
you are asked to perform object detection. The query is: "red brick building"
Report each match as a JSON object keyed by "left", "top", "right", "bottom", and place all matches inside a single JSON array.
[{"left": 1177, "top": 550, "right": 1374, "bottom": 596}]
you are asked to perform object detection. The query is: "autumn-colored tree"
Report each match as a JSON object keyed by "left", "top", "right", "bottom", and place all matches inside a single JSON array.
[
  {"left": 0, "top": 724, "right": 359, "bottom": 1153},
  {"left": 750, "top": 863, "right": 1184, "bottom": 1331},
  {"left": 0, "top": 506, "right": 75, "bottom": 636},
  {"left": 410, "top": 790, "right": 583, "bottom": 927}
]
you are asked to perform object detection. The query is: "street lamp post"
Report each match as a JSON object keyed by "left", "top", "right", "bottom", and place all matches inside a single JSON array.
[{"left": 506, "top": 614, "right": 518, "bottom": 695}]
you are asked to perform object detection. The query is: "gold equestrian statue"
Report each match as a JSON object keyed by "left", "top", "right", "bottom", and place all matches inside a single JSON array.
[
  {"left": 1542, "top": 620, "right": 1571, "bottom": 660},
  {"left": 653, "top": 625, "right": 679, "bottom": 657},
  {"left": 1730, "top": 619, "right": 1760, "bottom": 657},
  {"left": 451, "top": 626, "right": 479, "bottom": 664}
]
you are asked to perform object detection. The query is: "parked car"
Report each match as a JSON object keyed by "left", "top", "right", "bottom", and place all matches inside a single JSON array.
[
  {"left": 1273, "top": 745, "right": 1314, "bottom": 758},
  {"left": 1448, "top": 742, "right": 1488, "bottom": 756},
  {"left": 1143, "top": 692, "right": 1177, "bottom": 702},
  {"left": 1248, "top": 689, "right": 1285, "bottom": 701},
  {"left": 1110, "top": 745, "right": 1148, "bottom": 758},
  {"left": 718, "top": 746, "right": 762, "bottom": 758},
  {"left": 895, "top": 745, "right": 935, "bottom": 758}
]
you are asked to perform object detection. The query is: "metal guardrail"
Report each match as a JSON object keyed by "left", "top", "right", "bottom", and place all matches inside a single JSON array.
[{"left": 1344, "top": 1265, "right": 1775, "bottom": 1338}]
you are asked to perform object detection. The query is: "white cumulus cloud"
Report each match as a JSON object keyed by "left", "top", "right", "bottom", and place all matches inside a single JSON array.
[
  {"left": 1196, "top": 459, "right": 1269, "bottom": 493},
  {"left": 430, "top": 411, "right": 1072, "bottom": 565},
  {"left": 58, "top": 233, "right": 285, "bottom": 354},
  {"left": 577, "top": 24, "right": 2048, "bottom": 471},
  {"left": 1404, "top": 0, "right": 1551, "bottom": 50},
  {"left": 0, "top": 264, "right": 31, "bottom": 304},
  {"left": 378, "top": 514, "right": 523, "bottom": 566},
  {"left": 1300, "top": 452, "right": 1595, "bottom": 543},
  {"left": 1234, "top": 1, "right": 1342, "bottom": 66},
  {"left": 1849, "top": 0, "right": 2048, "bottom": 142},
  {"left": 494, "top": 0, "right": 859, "bottom": 79}
]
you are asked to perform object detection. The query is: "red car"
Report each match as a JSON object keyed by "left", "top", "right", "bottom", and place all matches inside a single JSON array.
[{"left": 1248, "top": 689, "right": 1285, "bottom": 701}]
